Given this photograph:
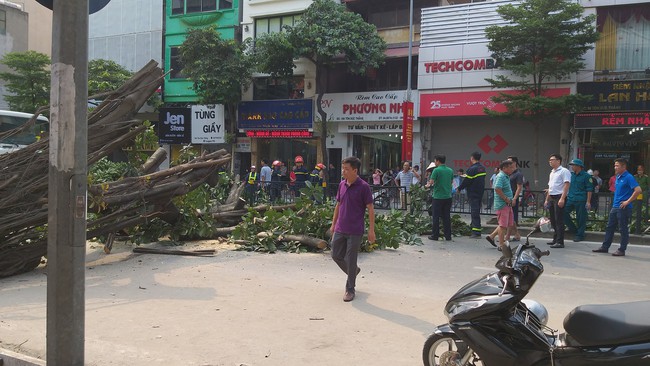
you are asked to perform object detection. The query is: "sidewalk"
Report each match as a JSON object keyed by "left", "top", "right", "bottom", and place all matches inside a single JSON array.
[
  {"left": 442, "top": 213, "right": 650, "bottom": 245},
  {"left": 481, "top": 219, "right": 650, "bottom": 246}
]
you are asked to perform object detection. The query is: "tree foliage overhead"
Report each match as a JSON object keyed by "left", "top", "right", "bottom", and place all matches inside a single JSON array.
[
  {"left": 180, "top": 26, "right": 254, "bottom": 107},
  {"left": 484, "top": 0, "right": 599, "bottom": 118},
  {"left": 88, "top": 59, "right": 132, "bottom": 97},
  {"left": 287, "top": 0, "right": 386, "bottom": 74},
  {"left": 254, "top": 0, "right": 386, "bottom": 171},
  {"left": 0, "top": 51, "right": 51, "bottom": 113}
]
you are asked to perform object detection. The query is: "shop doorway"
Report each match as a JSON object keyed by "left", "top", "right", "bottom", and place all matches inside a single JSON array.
[{"left": 352, "top": 134, "right": 401, "bottom": 179}]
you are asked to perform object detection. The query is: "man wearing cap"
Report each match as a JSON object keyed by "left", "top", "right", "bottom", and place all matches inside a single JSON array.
[
  {"left": 563, "top": 158, "right": 593, "bottom": 242},
  {"left": 244, "top": 165, "right": 259, "bottom": 206}
]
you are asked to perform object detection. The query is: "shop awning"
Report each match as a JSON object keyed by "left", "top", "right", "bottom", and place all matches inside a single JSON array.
[{"left": 385, "top": 46, "right": 419, "bottom": 58}]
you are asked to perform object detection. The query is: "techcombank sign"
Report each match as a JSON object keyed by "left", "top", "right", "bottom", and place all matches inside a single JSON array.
[
  {"left": 423, "top": 58, "right": 500, "bottom": 73},
  {"left": 418, "top": 43, "right": 505, "bottom": 90}
]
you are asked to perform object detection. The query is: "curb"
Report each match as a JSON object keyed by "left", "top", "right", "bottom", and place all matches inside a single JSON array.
[
  {"left": 482, "top": 224, "right": 650, "bottom": 246},
  {"left": 0, "top": 348, "right": 45, "bottom": 366}
]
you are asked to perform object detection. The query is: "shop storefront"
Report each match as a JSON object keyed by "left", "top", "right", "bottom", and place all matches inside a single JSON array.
[
  {"left": 418, "top": 90, "right": 566, "bottom": 189},
  {"left": 417, "top": 38, "right": 571, "bottom": 188},
  {"left": 574, "top": 79, "right": 650, "bottom": 181},
  {"left": 237, "top": 99, "right": 320, "bottom": 173},
  {"left": 320, "top": 90, "right": 422, "bottom": 178}
]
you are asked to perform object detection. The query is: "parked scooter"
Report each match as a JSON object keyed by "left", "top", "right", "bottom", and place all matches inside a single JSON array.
[{"left": 423, "top": 218, "right": 650, "bottom": 366}]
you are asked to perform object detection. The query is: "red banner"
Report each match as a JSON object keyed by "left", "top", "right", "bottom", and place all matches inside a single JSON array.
[
  {"left": 419, "top": 89, "right": 570, "bottom": 117},
  {"left": 402, "top": 101, "right": 414, "bottom": 161}
]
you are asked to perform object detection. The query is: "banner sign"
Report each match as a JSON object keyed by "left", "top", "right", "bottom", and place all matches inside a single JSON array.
[
  {"left": 238, "top": 99, "right": 313, "bottom": 130},
  {"left": 577, "top": 80, "right": 650, "bottom": 112},
  {"left": 402, "top": 101, "right": 414, "bottom": 161},
  {"left": 336, "top": 121, "right": 420, "bottom": 133},
  {"left": 245, "top": 130, "right": 313, "bottom": 138},
  {"left": 574, "top": 112, "right": 650, "bottom": 129},
  {"left": 320, "top": 90, "right": 419, "bottom": 122},
  {"left": 158, "top": 107, "right": 191, "bottom": 144},
  {"left": 191, "top": 104, "right": 225, "bottom": 144},
  {"left": 419, "top": 89, "right": 570, "bottom": 117}
]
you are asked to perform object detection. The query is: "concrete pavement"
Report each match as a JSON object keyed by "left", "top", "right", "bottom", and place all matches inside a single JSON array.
[{"left": 1, "top": 236, "right": 648, "bottom": 365}]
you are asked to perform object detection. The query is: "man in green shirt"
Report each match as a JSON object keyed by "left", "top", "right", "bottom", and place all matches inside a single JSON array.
[
  {"left": 426, "top": 154, "right": 454, "bottom": 241},
  {"left": 493, "top": 160, "right": 515, "bottom": 250},
  {"left": 564, "top": 159, "right": 593, "bottom": 242}
]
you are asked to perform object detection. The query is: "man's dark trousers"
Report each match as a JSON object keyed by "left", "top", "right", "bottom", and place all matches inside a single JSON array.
[
  {"left": 548, "top": 194, "right": 565, "bottom": 244},
  {"left": 432, "top": 198, "right": 452, "bottom": 240},
  {"left": 469, "top": 196, "right": 482, "bottom": 236}
]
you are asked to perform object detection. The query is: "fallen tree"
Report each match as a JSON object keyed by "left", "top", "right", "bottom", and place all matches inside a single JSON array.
[{"left": 0, "top": 60, "right": 232, "bottom": 277}]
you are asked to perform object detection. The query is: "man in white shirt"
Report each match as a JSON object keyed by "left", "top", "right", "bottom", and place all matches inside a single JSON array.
[
  {"left": 544, "top": 154, "right": 571, "bottom": 248},
  {"left": 260, "top": 159, "right": 272, "bottom": 193},
  {"left": 395, "top": 161, "right": 420, "bottom": 209}
]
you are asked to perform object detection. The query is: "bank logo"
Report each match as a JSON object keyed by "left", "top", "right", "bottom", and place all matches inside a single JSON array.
[{"left": 478, "top": 134, "right": 508, "bottom": 154}]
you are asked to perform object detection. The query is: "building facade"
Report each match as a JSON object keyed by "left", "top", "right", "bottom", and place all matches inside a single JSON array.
[
  {"left": 164, "top": 0, "right": 239, "bottom": 104},
  {"left": 240, "top": 0, "right": 428, "bottom": 179},
  {"left": 0, "top": 1, "right": 28, "bottom": 110},
  {"left": 573, "top": 0, "right": 650, "bottom": 187},
  {"left": 88, "top": 0, "right": 163, "bottom": 72},
  {"left": 238, "top": 0, "right": 317, "bottom": 177},
  {"left": 418, "top": 0, "right": 580, "bottom": 189},
  {"left": 22, "top": 0, "right": 52, "bottom": 57}
]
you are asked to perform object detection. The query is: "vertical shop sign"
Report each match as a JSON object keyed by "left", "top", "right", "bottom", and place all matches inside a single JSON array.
[
  {"left": 402, "top": 101, "right": 414, "bottom": 161},
  {"left": 191, "top": 104, "right": 225, "bottom": 144},
  {"left": 158, "top": 107, "right": 191, "bottom": 144}
]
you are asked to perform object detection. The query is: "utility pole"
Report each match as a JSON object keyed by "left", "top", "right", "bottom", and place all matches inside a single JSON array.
[
  {"left": 407, "top": 0, "right": 414, "bottom": 103},
  {"left": 46, "top": 0, "right": 88, "bottom": 364}
]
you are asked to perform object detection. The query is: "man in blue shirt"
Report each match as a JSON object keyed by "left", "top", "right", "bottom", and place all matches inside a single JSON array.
[{"left": 593, "top": 158, "right": 641, "bottom": 256}]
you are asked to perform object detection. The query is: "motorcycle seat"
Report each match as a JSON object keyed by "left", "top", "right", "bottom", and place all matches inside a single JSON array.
[{"left": 563, "top": 300, "right": 650, "bottom": 347}]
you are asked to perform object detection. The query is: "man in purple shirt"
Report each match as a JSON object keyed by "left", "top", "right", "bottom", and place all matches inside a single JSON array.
[{"left": 330, "top": 156, "right": 376, "bottom": 302}]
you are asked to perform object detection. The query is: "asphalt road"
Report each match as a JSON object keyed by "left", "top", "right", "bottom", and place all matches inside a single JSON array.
[{"left": 0, "top": 236, "right": 648, "bottom": 365}]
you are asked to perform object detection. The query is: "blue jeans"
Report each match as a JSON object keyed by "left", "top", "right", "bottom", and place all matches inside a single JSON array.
[{"left": 602, "top": 206, "right": 632, "bottom": 252}]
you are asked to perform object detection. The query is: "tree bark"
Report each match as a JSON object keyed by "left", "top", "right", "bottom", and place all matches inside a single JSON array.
[{"left": 140, "top": 147, "right": 168, "bottom": 174}]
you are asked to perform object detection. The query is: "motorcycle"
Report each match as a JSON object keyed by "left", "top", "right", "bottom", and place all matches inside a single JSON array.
[
  {"left": 373, "top": 181, "right": 393, "bottom": 209},
  {"left": 423, "top": 218, "right": 650, "bottom": 366}
]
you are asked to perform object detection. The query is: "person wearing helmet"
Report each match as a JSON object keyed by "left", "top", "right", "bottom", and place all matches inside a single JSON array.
[
  {"left": 271, "top": 160, "right": 285, "bottom": 202},
  {"left": 309, "top": 163, "right": 326, "bottom": 203},
  {"left": 244, "top": 165, "right": 259, "bottom": 206},
  {"left": 309, "top": 163, "right": 324, "bottom": 184},
  {"left": 293, "top": 155, "right": 309, "bottom": 194}
]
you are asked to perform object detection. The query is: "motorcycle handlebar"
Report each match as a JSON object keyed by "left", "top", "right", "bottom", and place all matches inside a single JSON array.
[{"left": 537, "top": 250, "right": 550, "bottom": 258}]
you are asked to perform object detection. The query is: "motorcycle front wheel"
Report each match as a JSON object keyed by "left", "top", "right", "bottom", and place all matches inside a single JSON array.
[
  {"left": 422, "top": 334, "right": 483, "bottom": 366},
  {"left": 374, "top": 195, "right": 390, "bottom": 209}
]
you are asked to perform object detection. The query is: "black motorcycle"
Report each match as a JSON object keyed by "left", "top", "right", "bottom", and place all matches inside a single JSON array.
[{"left": 423, "top": 218, "right": 650, "bottom": 366}]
